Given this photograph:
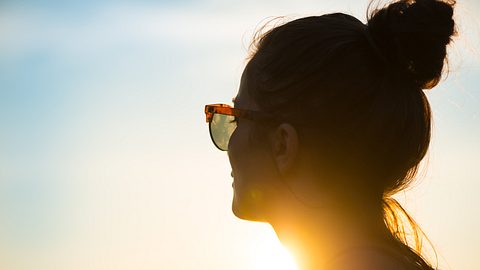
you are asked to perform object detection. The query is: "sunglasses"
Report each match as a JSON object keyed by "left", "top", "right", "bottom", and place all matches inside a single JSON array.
[{"left": 204, "top": 103, "right": 275, "bottom": 151}]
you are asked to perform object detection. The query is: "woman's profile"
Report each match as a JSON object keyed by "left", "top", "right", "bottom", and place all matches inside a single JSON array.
[{"left": 204, "top": 0, "right": 456, "bottom": 269}]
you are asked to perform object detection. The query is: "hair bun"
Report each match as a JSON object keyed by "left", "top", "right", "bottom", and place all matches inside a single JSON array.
[{"left": 367, "top": 0, "right": 456, "bottom": 89}]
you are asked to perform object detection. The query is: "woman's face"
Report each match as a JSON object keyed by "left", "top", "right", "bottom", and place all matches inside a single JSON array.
[{"left": 227, "top": 70, "right": 280, "bottom": 221}]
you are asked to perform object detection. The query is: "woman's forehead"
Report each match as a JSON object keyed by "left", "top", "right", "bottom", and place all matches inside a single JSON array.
[{"left": 234, "top": 68, "right": 258, "bottom": 110}]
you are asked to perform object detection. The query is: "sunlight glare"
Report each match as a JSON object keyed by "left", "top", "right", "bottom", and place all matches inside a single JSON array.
[{"left": 248, "top": 225, "right": 298, "bottom": 270}]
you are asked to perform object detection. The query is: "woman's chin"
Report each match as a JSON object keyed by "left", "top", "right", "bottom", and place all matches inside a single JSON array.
[{"left": 231, "top": 193, "right": 267, "bottom": 222}]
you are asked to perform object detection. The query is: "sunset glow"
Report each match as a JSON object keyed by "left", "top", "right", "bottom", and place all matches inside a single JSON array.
[
  {"left": 0, "top": 0, "right": 478, "bottom": 270},
  {"left": 248, "top": 227, "right": 298, "bottom": 270}
]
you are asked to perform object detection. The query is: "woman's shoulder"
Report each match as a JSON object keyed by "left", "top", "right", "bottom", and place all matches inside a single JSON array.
[{"left": 325, "top": 245, "right": 407, "bottom": 270}]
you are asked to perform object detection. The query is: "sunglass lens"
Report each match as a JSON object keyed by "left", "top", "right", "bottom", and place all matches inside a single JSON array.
[{"left": 209, "top": 113, "right": 237, "bottom": 151}]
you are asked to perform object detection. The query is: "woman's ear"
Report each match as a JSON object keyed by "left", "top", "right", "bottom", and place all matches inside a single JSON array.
[{"left": 270, "top": 123, "right": 299, "bottom": 175}]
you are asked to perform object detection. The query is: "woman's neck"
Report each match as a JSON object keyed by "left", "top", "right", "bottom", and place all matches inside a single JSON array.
[{"left": 268, "top": 201, "right": 392, "bottom": 270}]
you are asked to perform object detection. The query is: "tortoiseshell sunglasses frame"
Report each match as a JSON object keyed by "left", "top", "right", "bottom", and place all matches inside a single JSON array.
[
  {"left": 204, "top": 104, "right": 275, "bottom": 151},
  {"left": 205, "top": 104, "right": 277, "bottom": 123}
]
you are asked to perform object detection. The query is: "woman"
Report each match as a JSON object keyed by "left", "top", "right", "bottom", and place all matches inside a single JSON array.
[{"left": 204, "top": 0, "right": 456, "bottom": 269}]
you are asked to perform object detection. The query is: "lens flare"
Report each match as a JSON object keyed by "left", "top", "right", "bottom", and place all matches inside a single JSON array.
[{"left": 248, "top": 226, "right": 298, "bottom": 270}]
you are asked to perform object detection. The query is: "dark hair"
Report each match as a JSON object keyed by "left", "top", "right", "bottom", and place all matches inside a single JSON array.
[{"left": 244, "top": 0, "right": 456, "bottom": 269}]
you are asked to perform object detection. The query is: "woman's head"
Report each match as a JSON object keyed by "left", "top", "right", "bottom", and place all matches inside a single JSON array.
[
  {"left": 227, "top": 0, "right": 455, "bottom": 221},
  {"left": 208, "top": 0, "right": 456, "bottom": 268}
]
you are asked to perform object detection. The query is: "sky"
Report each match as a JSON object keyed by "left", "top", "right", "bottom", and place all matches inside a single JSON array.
[{"left": 0, "top": 0, "right": 479, "bottom": 269}]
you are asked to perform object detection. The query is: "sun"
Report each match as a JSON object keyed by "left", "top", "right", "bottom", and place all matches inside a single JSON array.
[{"left": 248, "top": 225, "right": 298, "bottom": 270}]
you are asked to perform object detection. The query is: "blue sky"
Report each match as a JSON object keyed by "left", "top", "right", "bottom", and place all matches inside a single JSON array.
[{"left": 0, "top": 1, "right": 479, "bottom": 269}]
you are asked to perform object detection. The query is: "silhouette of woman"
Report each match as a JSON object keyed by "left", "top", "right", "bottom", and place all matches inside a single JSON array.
[{"left": 204, "top": 0, "right": 456, "bottom": 269}]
